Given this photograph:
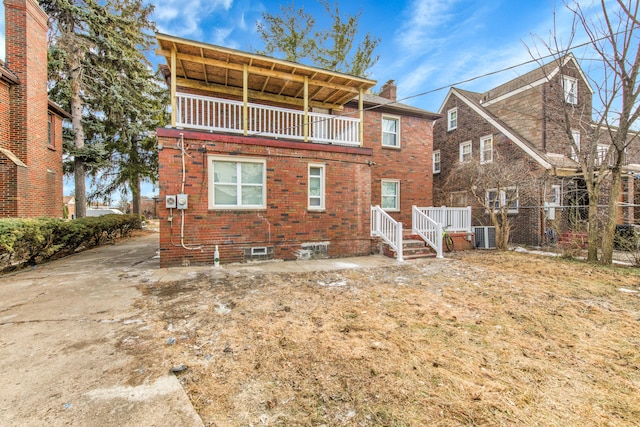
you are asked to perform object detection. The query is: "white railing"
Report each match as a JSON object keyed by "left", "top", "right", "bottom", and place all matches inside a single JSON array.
[
  {"left": 412, "top": 206, "right": 443, "bottom": 258},
  {"left": 370, "top": 205, "right": 403, "bottom": 262},
  {"left": 419, "top": 206, "right": 472, "bottom": 232},
  {"left": 175, "top": 92, "right": 361, "bottom": 146}
]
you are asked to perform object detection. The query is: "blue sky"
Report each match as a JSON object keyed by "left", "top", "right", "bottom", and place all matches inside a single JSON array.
[{"left": 0, "top": 0, "right": 605, "bottom": 200}]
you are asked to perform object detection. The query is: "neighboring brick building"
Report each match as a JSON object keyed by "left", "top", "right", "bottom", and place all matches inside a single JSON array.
[
  {"left": 0, "top": 0, "right": 70, "bottom": 218},
  {"left": 433, "top": 54, "right": 640, "bottom": 246},
  {"left": 155, "top": 34, "right": 438, "bottom": 267}
]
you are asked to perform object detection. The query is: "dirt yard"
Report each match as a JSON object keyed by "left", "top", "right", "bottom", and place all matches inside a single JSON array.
[{"left": 132, "top": 251, "right": 640, "bottom": 426}]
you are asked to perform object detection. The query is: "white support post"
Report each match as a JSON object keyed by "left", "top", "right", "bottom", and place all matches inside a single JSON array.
[
  {"left": 436, "top": 222, "right": 443, "bottom": 259},
  {"left": 396, "top": 222, "right": 404, "bottom": 262}
]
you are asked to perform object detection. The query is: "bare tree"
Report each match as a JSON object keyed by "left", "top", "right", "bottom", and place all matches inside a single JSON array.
[
  {"left": 447, "top": 154, "right": 539, "bottom": 250},
  {"left": 571, "top": 0, "right": 640, "bottom": 264},
  {"left": 529, "top": 0, "right": 639, "bottom": 263}
]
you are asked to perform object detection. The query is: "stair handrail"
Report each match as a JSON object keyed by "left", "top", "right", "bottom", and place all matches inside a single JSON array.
[
  {"left": 412, "top": 205, "right": 443, "bottom": 258},
  {"left": 370, "top": 205, "right": 403, "bottom": 261}
]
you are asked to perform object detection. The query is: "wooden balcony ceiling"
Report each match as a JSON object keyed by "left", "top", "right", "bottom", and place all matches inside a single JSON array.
[{"left": 156, "top": 33, "right": 376, "bottom": 109}]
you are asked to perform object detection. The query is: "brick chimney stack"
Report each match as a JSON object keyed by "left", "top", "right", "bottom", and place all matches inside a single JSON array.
[{"left": 379, "top": 79, "right": 397, "bottom": 101}]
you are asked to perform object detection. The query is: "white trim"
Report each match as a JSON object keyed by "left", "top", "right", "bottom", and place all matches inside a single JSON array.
[
  {"left": 208, "top": 155, "right": 267, "bottom": 210},
  {"left": 381, "top": 179, "right": 400, "bottom": 211},
  {"left": 433, "top": 150, "right": 441, "bottom": 173},
  {"left": 451, "top": 88, "right": 552, "bottom": 169},
  {"left": 562, "top": 75, "right": 578, "bottom": 104},
  {"left": 381, "top": 115, "right": 401, "bottom": 148},
  {"left": 480, "top": 134, "right": 493, "bottom": 164},
  {"left": 459, "top": 140, "right": 472, "bottom": 163},
  {"left": 482, "top": 73, "right": 555, "bottom": 107},
  {"left": 308, "top": 163, "right": 325, "bottom": 210}
]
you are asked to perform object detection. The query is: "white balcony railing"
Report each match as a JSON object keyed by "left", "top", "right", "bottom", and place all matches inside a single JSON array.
[{"left": 175, "top": 93, "right": 361, "bottom": 146}]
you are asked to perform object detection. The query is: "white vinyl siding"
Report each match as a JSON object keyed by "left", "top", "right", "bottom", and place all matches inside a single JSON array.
[
  {"left": 459, "top": 141, "right": 472, "bottom": 163},
  {"left": 209, "top": 156, "right": 266, "bottom": 209},
  {"left": 447, "top": 108, "right": 458, "bottom": 131},
  {"left": 480, "top": 135, "right": 493, "bottom": 164},
  {"left": 308, "top": 164, "right": 325, "bottom": 210},
  {"left": 382, "top": 116, "right": 400, "bottom": 147},
  {"left": 381, "top": 179, "right": 400, "bottom": 211}
]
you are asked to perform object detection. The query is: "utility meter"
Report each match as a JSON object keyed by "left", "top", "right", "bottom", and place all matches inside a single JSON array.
[
  {"left": 165, "top": 195, "right": 177, "bottom": 209},
  {"left": 177, "top": 194, "right": 188, "bottom": 210}
]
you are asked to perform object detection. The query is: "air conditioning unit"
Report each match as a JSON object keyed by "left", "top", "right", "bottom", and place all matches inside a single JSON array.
[{"left": 474, "top": 226, "right": 496, "bottom": 249}]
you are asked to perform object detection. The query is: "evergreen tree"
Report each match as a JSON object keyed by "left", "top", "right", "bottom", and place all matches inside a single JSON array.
[
  {"left": 42, "top": 0, "right": 165, "bottom": 216},
  {"left": 256, "top": 0, "right": 380, "bottom": 77}
]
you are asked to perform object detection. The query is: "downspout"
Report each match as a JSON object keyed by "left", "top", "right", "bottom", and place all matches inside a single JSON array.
[{"left": 541, "top": 84, "right": 547, "bottom": 152}]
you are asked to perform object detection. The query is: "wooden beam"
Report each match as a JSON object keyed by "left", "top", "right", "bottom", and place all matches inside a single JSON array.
[
  {"left": 156, "top": 49, "right": 363, "bottom": 94},
  {"left": 359, "top": 88, "right": 364, "bottom": 147},
  {"left": 171, "top": 47, "right": 177, "bottom": 127},
  {"left": 303, "top": 76, "right": 309, "bottom": 142},
  {"left": 243, "top": 64, "right": 248, "bottom": 136},
  {"left": 176, "top": 78, "right": 345, "bottom": 110}
]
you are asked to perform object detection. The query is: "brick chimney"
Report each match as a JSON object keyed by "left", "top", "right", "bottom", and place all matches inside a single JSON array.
[
  {"left": 379, "top": 79, "right": 397, "bottom": 101},
  {"left": 2, "top": 0, "right": 62, "bottom": 217}
]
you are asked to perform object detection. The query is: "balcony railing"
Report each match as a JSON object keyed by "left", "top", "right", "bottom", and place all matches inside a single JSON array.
[{"left": 175, "top": 93, "right": 361, "bottom": 146}]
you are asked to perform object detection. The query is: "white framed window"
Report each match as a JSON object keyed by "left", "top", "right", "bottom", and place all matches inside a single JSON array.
[
  {"left": 433, "top": 150, "right": 441, "bottom": 173},
  {"left": 486, "top": 187, "right": 519, "bottom": 213},
  {"left": 459, "top": 141, "right": 472, "bottom": 163},
  {"left": 549, "top": 184, "right": 561, "bottom": 206},
  {"left": 563, "top": 75, "right": 578, "bottom": 104},
  {"left": 480, "top": 135, "right": 493, "bottom": 164},
  {"left": 308, "top": 163, "right": 325, "bottom": 210},
  {"left": 571, "top": 130, "right": 581, "bottom": 160},
  {"left": 447, "top": 108, "right": 458, "bottom": 131},
  {"left": 381, "top": 179, "right": 400, "bottom": 211},
  {"left": 382, "top": 116, "right": 400, "bottom": 147},
  {"left": 208, "top": 156, "right": 266, "bottom": 209},
  {"left": 450, "top": 191, "right": 467, "bottom": 207}
]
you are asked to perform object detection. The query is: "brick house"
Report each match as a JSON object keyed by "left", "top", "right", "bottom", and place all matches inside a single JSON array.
[
  {"left": 155, "top": 34, "right": 439, "bottom": 267},
  {"left": 433, "top": 54, "right": 640, "bottom": 246},
  {"left": 0, "top": 0, "right": 70, "bottom": 218}
]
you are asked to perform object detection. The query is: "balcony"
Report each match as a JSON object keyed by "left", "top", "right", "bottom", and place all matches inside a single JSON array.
[{"left": 176, "top": 93, "right": 361, "bottom": 146}]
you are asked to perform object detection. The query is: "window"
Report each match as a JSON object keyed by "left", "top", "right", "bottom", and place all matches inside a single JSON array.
[
  {"left": 308, "top": 163, "right": 325, "bottom": 210},
  {"left": 382, "top": 116, "right": 400, "bottom": 147},
  {"left": 447, "top": 108, "right": 458, "bottom": 131},
  {"left": 480, "top": 135, "right": 493, "bottom": 164},
  {"left": 459, "top": 141, "right": 472, "bottom": 163},
  {"left": 209, "top": 156, "right": 266, "bottom": 209},
  {"left": 47, "top": 113, "right": 54, "bottom": 147},
  {"left": 549, "top": 185, "right": 561, "bottom": 206},
  {"left": 563, "top": 76, "right": 578, "bottom": 104},
  {"left": 381, "top": 179, "right": 400, "bottom": 211},
  {"left": 433, "top": 150, "right": 441, "bottom": 173},
  {"left": 571, "top": 130, "right": 581, "bottom": 161},
  {"left": 486, "top": 187, "right": 519, "bottom": 213},
  {"left": 450, "top": 191, "right": 467, "bottom": 207}
]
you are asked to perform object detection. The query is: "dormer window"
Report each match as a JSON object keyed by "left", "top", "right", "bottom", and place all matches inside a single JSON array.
[{"left": 562, "top": 76, "right": 578, "bottom": 104}]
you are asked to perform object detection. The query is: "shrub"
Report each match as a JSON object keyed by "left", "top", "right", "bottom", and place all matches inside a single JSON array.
[{"left": 0, "top": 214, "right": 143, "bottom": 272}]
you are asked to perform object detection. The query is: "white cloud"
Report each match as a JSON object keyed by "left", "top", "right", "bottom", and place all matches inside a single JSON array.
[{"left": 151, "top": 0, "right": 232, "bottom": 39}]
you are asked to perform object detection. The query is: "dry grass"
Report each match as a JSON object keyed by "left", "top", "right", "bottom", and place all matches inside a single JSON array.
[{"left": 134, "top": 251, "right": 640, "bottom": 426}]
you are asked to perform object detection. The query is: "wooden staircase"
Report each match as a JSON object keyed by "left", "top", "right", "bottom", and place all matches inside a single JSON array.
[{"left": 383, "top": 233, "right": 437, "bottom": 260}]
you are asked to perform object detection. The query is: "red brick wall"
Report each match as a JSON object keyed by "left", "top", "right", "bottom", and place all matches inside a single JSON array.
[
  {"left": 157, "top": 128, "right": 374, "bottom": 267},
  {"left": 2, "top": 0, "right": 63, "bottom": 218},
  {"left": 347, "top": 105, "right": 435, "bottom": 226}
]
